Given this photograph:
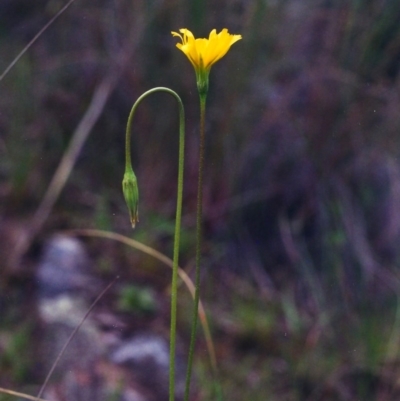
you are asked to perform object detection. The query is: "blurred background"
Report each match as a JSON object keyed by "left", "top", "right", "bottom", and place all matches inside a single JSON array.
[{"left": 2, "top": 0, "right": 400, "bottom": 400}]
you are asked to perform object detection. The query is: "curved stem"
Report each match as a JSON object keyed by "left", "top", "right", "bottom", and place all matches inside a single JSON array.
[
  {"left": 184, "top": 93, "right": 207, "bottom": 401},
  {"left": 125, "top": 87, "right": 185, "bottom": 401}
]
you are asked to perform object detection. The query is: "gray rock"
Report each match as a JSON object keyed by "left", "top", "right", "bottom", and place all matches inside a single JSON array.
[
  {"left": 109, "top": 333, "right": 186, "bottom": 401},
  {"left": 36, "top": 235, "right": 103, "bottom": 375},
  {"left": 36, "top": 235, "right": 97, "bottom": 299},
  {"left": 35, "top": 235, "right": 185, "bottom": 401}
]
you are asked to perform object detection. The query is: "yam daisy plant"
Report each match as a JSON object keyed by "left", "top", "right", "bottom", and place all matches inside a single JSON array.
[
  {"left": 124, "top": 27, "right": 241, "bottom": 401},
  {"left": 172, "top": 28, "right": 241, "bottom": 401}
]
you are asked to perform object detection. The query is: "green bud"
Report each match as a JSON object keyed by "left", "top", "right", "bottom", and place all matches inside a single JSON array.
[{"left": 122, "top": 168, "right": 139, "bottom": 228}]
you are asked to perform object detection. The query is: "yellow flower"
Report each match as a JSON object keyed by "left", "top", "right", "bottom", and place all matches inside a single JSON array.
[
  {"left": 172, "top": 28, "right": 242, "bottom": 71},
  {"left": 171, "top": 28, "right": 242, "bottom": 94}
]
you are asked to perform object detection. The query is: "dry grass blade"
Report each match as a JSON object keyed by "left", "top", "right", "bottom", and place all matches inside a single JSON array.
[
  {"left": 0, "top": 0, "right": 78, "bottom": 82},
  {"left": 9, "top": 74, "right": 118, "bottom": 268},
  {"left": 0, "top": 388, "right": 48, "bottom": 401},
  {"left": 66, "top": 228, "right": 218, "bottom": 375}
]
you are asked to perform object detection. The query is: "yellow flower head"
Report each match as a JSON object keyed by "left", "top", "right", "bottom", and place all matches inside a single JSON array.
[
  {"left": 171, "top": 28, "right": 242, "bottom": 94},
  {"left": 172, "top": 28, "right": 242, "bottom": 71}
]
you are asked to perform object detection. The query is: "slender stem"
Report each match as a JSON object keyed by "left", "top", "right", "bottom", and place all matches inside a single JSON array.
[
  {"left": 184, "top": 94, "right": 207, "bottom": 401},
  {"left": 170, "top": 92, "right": 185, "bottom": 401},
  {"left": 125, "top": 87, "right": 185, "bottom": 401}
]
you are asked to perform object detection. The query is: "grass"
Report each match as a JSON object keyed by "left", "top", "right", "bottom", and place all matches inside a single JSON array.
[
  {"left": 2, "top": 0, "right": 400, "bottom": 400},
  {"left": 192, "top": 274, "right": 400, "bottom": 400}
]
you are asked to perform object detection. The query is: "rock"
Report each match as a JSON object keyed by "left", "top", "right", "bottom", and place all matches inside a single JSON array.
[
  {"left": 36, "top": 235, "right": 103, "bottom": 376},
  {"left": 36, "top": 235, "right": 97, "bottom": 299},
  {"left": 109, "top": 333, "right": 186, "bottom": 401},
  {"left": 35, "top": 235, "right": 186, "bottom": 401}
]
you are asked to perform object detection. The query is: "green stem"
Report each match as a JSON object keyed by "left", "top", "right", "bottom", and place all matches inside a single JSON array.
[
  {"left": 125, "top": 87, "right": 185, "bottom": 401},
  {"left": 184, "top": 93, "right": 207, "bottom": 401}
]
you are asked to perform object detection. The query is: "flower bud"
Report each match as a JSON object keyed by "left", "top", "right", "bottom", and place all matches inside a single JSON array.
[{"left": 122, "top": 168, "right": 139, "bottom": 228}]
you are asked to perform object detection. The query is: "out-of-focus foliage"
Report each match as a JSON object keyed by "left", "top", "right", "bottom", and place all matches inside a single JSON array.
[{"left": 2, "top": 0, "right": 400, "bottom": 399}]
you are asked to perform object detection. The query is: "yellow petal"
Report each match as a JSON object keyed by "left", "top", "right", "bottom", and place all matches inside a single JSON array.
[{"left": 171, "top": 28, "right": 242, "bottom": 72}]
